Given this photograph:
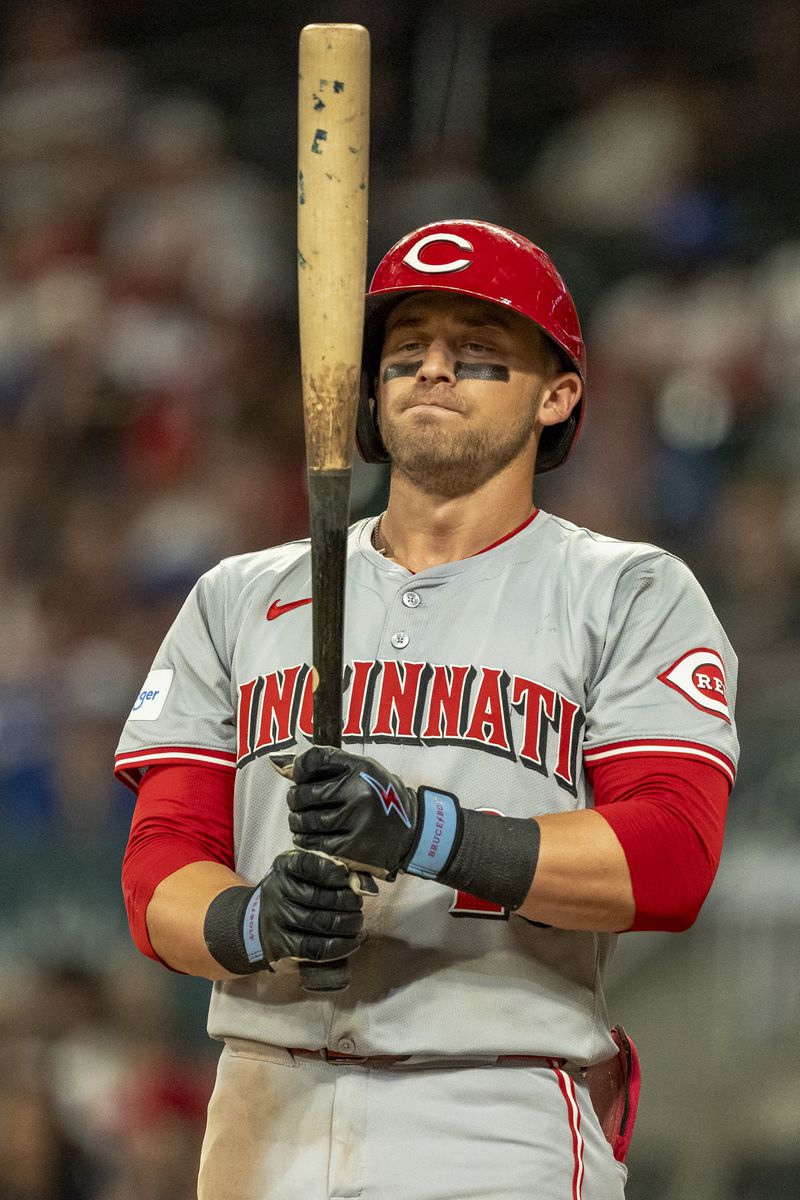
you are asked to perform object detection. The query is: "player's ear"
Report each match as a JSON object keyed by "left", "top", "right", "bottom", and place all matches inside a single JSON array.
[{"left": 537, "top": 373, "right": 582, "bottom": 428}]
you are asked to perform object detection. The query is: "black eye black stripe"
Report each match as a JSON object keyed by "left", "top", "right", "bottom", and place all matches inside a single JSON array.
[
  {"left": 454, "top": 362, "right": 509, "bottom": 381},
  {"left": 381, "top": 361, "right": 510, "bottom": 383},
  {"left": 382, "top": 362, "right": 422, "bottom": 381}
]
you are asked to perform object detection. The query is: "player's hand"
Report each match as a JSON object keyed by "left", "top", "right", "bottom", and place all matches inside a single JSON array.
[
  {"left": 259, "top": 850, "right": 366, "bottom": 965},
  {"left": 204, "top": 849, "right": 365, "bottom": 975},
  {"left": 287, "top": 746, "right": 463, "bottom": 882}
]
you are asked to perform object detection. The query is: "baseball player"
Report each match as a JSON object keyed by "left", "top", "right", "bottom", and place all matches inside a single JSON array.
[{"left": 117, "top": 220, "right": 738, "bottom": 1200}]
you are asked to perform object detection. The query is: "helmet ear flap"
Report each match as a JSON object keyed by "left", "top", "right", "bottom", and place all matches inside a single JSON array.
[
  {"left": 535, "top": 407, "right": 581, "bottom": 473},
  {"left": 355, "top": 369, "right": 389, "bottom": 464}
]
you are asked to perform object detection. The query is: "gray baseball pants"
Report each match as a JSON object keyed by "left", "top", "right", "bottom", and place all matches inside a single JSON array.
[{"left": 197, "top": 1039, "right": 627, "bottom": 1200}]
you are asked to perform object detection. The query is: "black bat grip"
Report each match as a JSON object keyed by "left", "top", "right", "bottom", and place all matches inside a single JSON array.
[{"left": 298, "top": 469, "right": 359, "bottom": 995}]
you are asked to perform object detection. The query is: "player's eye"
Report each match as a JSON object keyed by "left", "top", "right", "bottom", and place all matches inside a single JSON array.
[{"left": 464, "top": 341, "right": 489, "bottom": 353}]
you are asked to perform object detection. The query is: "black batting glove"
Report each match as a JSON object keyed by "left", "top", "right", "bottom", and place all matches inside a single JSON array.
[
  {"left": 287, "top": 746, "right": 464, "bottom": 882},
  {"left": 204, "top": 849, "right": 365, "bottom": 976},
  {"left": 286, "top": 746, "right": 542, "bottom": 911}
]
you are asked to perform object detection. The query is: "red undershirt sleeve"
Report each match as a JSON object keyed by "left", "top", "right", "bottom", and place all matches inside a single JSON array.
[
  {"left": 589, "top": 754, "right": 730, "bottom": 932},
  {"left": 121, "top": 763, "right": 236, "bottom": 962},
  {"left": 122, "top": 756, "right": 730, "bottom": 953}
]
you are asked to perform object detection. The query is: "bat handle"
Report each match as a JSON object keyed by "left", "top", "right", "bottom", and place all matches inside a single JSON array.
[
  {"left": 298, "top": 470, "right": 355, "bottom": 995},
  {"left": 299, "top": 958, "right": 351, "bottom": 993}
]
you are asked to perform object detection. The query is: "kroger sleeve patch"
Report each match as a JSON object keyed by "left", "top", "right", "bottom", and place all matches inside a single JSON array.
[
  {"left": 115, "top": 564, "right": 237, "bottom": 791},
  {"left": 582, "top": 552, "right": 739, "bottom": 785},
  {"left": 128, "top": 669, "right": 174, "bottom": 720}
]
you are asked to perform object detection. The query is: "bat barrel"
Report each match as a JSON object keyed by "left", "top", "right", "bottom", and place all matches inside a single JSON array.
[{"left": 298, "top": 23, "right": 370, "bottom": 475}]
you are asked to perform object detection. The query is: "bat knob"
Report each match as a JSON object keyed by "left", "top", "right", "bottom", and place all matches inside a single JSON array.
[{"left": 299, "top": 958, "right": 350, "bottom": 993}]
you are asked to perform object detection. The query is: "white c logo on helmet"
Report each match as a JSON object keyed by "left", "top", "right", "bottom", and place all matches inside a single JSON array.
[{"left": 402, "top": 232, "right": 474, "bottom": 274}]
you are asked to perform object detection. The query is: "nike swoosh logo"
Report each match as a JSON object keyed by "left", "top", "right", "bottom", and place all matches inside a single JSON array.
[{"left": 267, "top": 597, "right": 313, "bottom": 620}]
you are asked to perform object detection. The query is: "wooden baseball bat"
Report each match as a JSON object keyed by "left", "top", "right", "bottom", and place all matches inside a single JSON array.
[{"left": 296, "top": 23, "right": 370, "bottom": 993}]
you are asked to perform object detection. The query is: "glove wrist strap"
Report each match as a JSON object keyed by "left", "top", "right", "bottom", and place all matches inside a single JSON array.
[
  {"left": 404, "top": 787, "right": 463, "bottom": 879},
  {"left": 204, "top": 885, "right": 274, "bottom": 976}
]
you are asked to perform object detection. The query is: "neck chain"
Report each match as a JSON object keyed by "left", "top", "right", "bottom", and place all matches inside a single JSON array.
[{"left": 371, "top": 513, "right": 387, "bottom": 555}]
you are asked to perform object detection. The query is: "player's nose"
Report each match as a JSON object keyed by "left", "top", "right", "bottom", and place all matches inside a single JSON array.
[{"left": 416, "top": 338, "right": 457, "bottom": 385}]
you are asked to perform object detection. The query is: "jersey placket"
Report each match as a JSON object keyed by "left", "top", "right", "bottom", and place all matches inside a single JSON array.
[{"left": 329, "top": 572, "right": 443, "bottom": 1058}]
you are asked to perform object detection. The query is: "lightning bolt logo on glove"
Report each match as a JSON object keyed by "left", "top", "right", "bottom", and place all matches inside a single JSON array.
[{"left": 359, "top": 771, "right": 412, "bottom": 828}]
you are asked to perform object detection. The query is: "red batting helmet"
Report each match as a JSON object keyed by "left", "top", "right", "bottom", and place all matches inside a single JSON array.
[{"left": 356, "top": 219, "right": 585, "bottom": 473}]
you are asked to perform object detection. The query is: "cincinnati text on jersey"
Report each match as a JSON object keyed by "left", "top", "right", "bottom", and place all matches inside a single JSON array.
[{"left": 236, "top": 660, "right": 585, "bottom": 795}]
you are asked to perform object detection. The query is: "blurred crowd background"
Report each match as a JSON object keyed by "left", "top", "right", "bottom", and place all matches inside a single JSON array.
[{"left": 0, "top": 1, "right": 798, "bottom": 1197}]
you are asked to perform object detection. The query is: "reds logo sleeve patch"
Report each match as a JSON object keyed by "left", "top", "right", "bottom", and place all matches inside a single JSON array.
[{"left": 657, "top": 648, "right": 731, "bottom": 723}]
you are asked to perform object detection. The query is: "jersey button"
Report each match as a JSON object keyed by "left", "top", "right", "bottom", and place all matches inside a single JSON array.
[
  {"left": 337, "top": 1037, "right": 356, "bottom": 1054},
  {"left": 402, "top": 591, "right": 421, "bottom": 608},
  {"left": 391, "top": 631, "right": 410, "bottom": 649}
]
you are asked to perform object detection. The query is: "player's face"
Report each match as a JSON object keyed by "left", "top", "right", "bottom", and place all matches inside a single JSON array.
[{"left": 376, "top": 293, "right": 580, "bottom": 497}]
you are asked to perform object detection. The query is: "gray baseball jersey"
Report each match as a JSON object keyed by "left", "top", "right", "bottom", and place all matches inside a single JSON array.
[{"left": 116, "top": 510, "right": 738, "bottom": 1067}]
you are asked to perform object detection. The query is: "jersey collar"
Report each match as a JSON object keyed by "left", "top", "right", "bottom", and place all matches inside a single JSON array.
[{"left": 358, "top": 508, "right": 542, "bottom": 578}]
